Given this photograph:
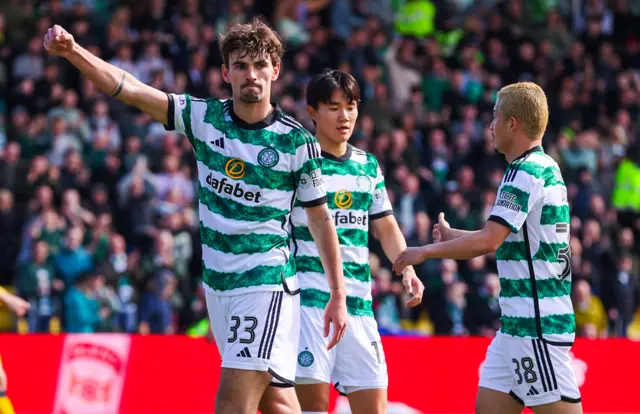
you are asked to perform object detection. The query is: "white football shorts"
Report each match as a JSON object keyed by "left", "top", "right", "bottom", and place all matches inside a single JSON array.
[
  {"left": 295, "top": 305, "right": 388, "bottom": 394},
  {"left": 479, "top": 331, "right": 581, "bottom": 407},
  {"left": 206, "top": 288, "right": 300, "bottom": 387}
]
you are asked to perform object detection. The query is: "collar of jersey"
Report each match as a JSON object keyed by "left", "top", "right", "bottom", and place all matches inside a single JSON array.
[
  {"left": 511, "top": 145, "right": 543, "bottom": 164},
  {"left": 228, "top": 101, "right": 281, "bottom": 130},
  {"left": 321, "top": 144, "right": 352, "bottom": 163}
]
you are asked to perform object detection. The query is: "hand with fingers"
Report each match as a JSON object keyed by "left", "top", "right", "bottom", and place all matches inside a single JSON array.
[
  {"left": 433, "top": 212, "right": 450, "bottom": 243},
  {"left": 393, "top": 247, "right": 428, "bottom": 277},
  {"left": 323, "top": 292, "right": 347, "bottom": 350},
  {"left": 401, "top": 271, "right": 425, "bottom": 307},
  {"left": 43, "top": 24, "right": 76, "bottom": 58},
  {"left": 0, "top": 289, "right": 30, "bottom": 317}
]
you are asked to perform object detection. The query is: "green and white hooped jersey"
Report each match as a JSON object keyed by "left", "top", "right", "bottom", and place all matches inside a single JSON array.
[
  {"left": 488, "top": 146, "right": 576, "bottom": 345},
  {"left": 290, "top": 145, "right": 393, "bottom": 317},
  {"left": 165, "top": 93, "right": 327, "bottom": 295}
]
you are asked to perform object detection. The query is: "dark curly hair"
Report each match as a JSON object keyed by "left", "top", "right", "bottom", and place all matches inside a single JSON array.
[{"left": 218, "top": 17, "right": 285, "bottom": 68}]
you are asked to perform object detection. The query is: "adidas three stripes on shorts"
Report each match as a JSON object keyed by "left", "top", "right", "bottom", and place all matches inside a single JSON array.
[
  {"left": 479, "top": 332, "right": 581, "bottom": 407},
  {"left": 205, "top": 288, "right": 300, "bottom": 387}
]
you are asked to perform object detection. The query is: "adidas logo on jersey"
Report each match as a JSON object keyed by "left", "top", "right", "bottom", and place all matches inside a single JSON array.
[
  {"left": 205, "top": 175, "right": 262, "bottom": 203},
  {"left": 526, "top": 386, "right": 540, "bottom": 396},
  {"left": 211, "top": 137, "right": 225, "bottom": 149},
  {"left": 333, "top": 211, "right": 367, "bottom": 227},
  {"left": 236, "top": 347, "right": 252, "bottom": 358}
]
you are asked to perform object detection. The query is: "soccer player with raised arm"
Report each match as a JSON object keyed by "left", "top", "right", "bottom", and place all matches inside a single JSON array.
[
  {"left": 393, "top": 82, "right": 582, "bottom": 414},
  {"left": 289, "top": 70, "right": 424, "bottom": 414},
  {"left": 0, "top": 287, "right": 29, "bottom": 414},
  {"left": 44, "top": 19, "right": 348, "bottom": 414}
]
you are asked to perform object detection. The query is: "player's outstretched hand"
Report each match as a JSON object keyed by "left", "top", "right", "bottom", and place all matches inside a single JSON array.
[
  {"left": 324, "top": 293, "right": 347, "bottom": 350},
  {"left": 402, "top": 273, "right": 425, "bottom": 307},
  {"left": 393, "top": 247, "right": 427, "bottom": 276},
  {"left": 43, "top": 25, "right": 76, "bottom": 58},
  {"left": 433, "top": 212, "right": 450, "bottom": 243},
  {"left": 0, "top": 290, "right": 30, "bottom": 317}
]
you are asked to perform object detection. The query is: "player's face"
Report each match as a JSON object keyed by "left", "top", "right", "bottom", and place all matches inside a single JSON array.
[
  {"left": 490, "top": 99, "right": 509, "bottom": 153},
  {"left": 222, "top": 51, "right": 280, "bottom": 104},
  {"left": 308, "top": 90, "right": 358, "bottom": 145}
]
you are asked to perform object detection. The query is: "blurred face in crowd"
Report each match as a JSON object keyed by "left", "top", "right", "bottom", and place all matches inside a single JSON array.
[
  {"left": 573, "top": 280, "right": 591, "bottom": 304},
  {"left": 222, "top": 51, "right": 279, "bottom": 104},
  {"left": 33, "top": 241, "right": 49, "bottom": 263},
  {"left": 66, "top": 227, "right": 84, "bottom": 250},
  {"left": 309, "top": 89, "right": 358, "bottom": 146},
  {"left": 110, "top": 234, "right": 126, "bottom": 254},
  {"left": 0, "top": 190, "right": 13, "bottom": 212}
]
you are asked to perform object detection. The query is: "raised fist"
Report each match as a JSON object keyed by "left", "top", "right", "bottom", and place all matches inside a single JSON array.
[{"left": 43, "top": 25, "right": 75, "bottom": 58}]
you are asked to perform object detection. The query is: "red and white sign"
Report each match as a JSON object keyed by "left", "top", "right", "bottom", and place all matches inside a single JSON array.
[
  {"left": 52, "top": 335, "right": 131, "bottom": 414},
  {"left": 0, "top": 335, "right": 638, "bottom": 414}
]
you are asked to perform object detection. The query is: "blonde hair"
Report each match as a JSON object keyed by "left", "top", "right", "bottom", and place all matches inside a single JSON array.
[{"left": 497, "top": 82, "right": 549, "bottom": 140}]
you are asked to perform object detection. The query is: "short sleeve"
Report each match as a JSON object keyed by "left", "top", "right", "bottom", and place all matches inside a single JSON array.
[
  {"left": 369, "top": 161, "right": 393, "bottom": 220},
  {"left": 292, "top": 131, "right": 327, "bottom": 208},
  {"left": 164, "top": 93, "right": 209, "bottom": 148},
  {"left": 489, "top": 168, "right": 544, "bottom": 233},
  {"left": 164, "top": 93, "right": 188, "bottom": 134}
]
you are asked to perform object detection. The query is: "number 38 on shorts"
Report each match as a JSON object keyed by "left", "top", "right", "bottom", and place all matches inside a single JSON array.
[{"left": 479, "top": 333, "right": 581, "bottom": 407}]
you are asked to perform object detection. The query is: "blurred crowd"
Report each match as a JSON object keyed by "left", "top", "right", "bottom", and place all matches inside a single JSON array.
[{"left": 0, "top": 0, "right": 640, "bottom": 339}]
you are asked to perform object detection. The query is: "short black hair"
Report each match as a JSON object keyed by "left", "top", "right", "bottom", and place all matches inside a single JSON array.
[{"left": 306, "top": 69, "right": 361, "bottom": 109}]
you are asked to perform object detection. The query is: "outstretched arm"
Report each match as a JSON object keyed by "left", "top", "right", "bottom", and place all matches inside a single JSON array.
[
  {"left": 433, "top": 212, "right": 479, "bottom": 242},
  {"left": 44, "top": 25, "right": 168, "bottom": 124},
  {"left": 393, "top": 220, "right": 512, "bottom": 274},
  {"left": 372, "top": 215, "right": 424, "bottom": 307}
]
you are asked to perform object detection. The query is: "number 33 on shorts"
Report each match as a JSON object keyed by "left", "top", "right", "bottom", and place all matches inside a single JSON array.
[{"left": 206, "top": 290, "right": 301, "bottom": 386}]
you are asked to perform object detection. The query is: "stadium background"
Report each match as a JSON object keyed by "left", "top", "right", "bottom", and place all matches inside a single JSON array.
[{"left": 0, "top": 0, "right": 640, "bottom": 412}]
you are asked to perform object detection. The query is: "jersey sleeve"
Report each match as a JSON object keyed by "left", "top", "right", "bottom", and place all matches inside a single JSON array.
[
  {"left": 163, "top": 93, "right": 208, "bottom": 148},
  {"left": 488, "top": 168, "right": 544, "bottom": 233},
  {"left": 369, "top": 161, "right": 393, "bottom": 220},
  {"left": 292, "top": 131, "right": 327, "bottom": 208}
]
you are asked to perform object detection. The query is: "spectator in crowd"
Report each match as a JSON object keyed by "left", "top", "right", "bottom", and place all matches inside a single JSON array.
[
  {"left": 64, "top": 271, "right": 101, "bottom": 333},
  {"left": 17, "top": 240, "right": 62, "bottom": 333},
  {"left": 0, "top": 0, "right": 638, "bottom": 338},
  {"left": 54, "top": 226, "right": 93, "bottom": 286}
]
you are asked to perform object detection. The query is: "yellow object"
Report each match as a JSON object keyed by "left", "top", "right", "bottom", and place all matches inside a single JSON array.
[
  {"left": 0, "top": 288, "right": 16, "bottom": 332},
  {"left": 16, "top": 319, "right": 28, "bottom": 335},
  {"left": 627, "top": 310, "right": 640, "bottom": 339},
  {"left": 0, "top": 396, "right": 15, "bottom": 414},
  {"left": 612, "top": 159, "right": 640, "bottom": 212},
  {"left": 574, "top": 297, "right": 608, "bottom": 335},
  {"left": 49, "top": 317, "right": 61, "bottom": 335},
  {"left": 395, "top": 0, "right": 436, "bottom": 38}
]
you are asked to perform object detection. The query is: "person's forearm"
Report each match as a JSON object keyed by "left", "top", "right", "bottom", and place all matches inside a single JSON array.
[
  {"left": 66, "top": 44, "right": 138, "bottom": 104},
  {"left": 308, "top": 213, "right": 346, "bottom": 295},
  {"left": 422, "top": 230, "right": 497, "bottom": 261},
  {"left": 376, "top": 217, "right": 417, "bottom": 277},
  {"left": 448, "top": 228, "right": 480, "bottom": 240}
]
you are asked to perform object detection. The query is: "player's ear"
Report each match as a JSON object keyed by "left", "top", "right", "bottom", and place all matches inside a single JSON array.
[
  {"left": 307, "top": 105, "right": 317, "bottom": 122},
  {"left": 509, "top": 116, "right": 517, "bottom": 131},
  {"left": 272, "top": 61, "right": 281, "bottom": 81},
  {"left": 221, "top": 64, "right": 231, "bottom": 83}
]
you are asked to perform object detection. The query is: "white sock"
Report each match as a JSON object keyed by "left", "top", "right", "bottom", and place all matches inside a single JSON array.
[{"left": 302, "top": 412, "right": 328, "bottom": 414}]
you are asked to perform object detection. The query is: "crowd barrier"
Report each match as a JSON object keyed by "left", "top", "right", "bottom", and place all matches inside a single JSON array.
[{"left": 0, "top": 334, "right": 638, "bottom": 414}]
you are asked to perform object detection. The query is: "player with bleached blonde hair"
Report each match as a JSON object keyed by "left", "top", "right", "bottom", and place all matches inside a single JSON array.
[{"left": 394, "top": 82, "right": 582, "bottom": 414}]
